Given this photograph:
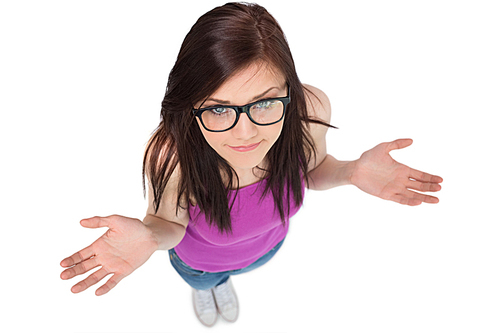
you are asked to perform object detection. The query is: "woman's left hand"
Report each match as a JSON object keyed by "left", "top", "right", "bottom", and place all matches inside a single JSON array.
[{"left": 351, "top": 139, "right": 443, "bottom": 206}]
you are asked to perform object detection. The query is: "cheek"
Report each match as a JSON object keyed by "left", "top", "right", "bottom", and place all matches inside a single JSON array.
[
  {"left": 265, "top": 122, "right": 284, "bottom": 146},
  {"left": 197, "top": 120, "right": 227, "bottom": 152},
  {"left": 201, "top": 132, "right": 224, "bottom": 151}
]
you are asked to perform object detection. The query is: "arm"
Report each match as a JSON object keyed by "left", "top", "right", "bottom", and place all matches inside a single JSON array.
[
  {"left": 60, "top": 147, "right": 188, "bottom": 296},
  {"left": 143, "top": 214, "right": 186, "bottom": 251},
  {"left": 303, "top": 84, "right": 354, "bottom": 190},
  {"left": 142, "top": 163, "right": 189, "bottom": 251},
  {"left": 303, "top": 84, "right": 443, "bottom": 205},
  {"left": 307, "top": 154, "right": 356, "bottom": 190}
]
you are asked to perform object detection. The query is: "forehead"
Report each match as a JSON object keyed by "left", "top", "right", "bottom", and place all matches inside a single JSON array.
[{"left": 209, "top": 62, "right": 286, "bottom": 105}]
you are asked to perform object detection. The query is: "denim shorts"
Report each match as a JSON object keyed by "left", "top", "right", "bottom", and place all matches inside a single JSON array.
[{"left": 168, "top": 238, "right": 285, "bottom": 290}]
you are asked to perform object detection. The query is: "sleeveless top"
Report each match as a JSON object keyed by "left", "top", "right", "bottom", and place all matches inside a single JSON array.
[{"left": 173, "top": 177, "right": 305, "bottom": 272}]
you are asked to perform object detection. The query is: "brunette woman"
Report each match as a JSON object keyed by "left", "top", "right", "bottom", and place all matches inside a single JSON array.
[{"left": 60, "top": 2, "right": 443, "bottom": 327}]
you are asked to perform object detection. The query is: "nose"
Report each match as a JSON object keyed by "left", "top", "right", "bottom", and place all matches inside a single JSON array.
[{"left": 231, "top": 112, "right": 258, "bottom": 140}]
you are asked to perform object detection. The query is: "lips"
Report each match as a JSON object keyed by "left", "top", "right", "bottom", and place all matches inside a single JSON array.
[{"left": 228, "top": 141, "right": 261, "bottom": 152}]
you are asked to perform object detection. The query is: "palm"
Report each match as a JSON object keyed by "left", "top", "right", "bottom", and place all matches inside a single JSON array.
[
  {"left": 93, "top": 219, "right": 153, "bottom": 273},
  {"left": 60, "top": 215, "right": 157, "bottom": 295},
  {"left": 351, "top": 139, "right": 442, "bottom": 206}
]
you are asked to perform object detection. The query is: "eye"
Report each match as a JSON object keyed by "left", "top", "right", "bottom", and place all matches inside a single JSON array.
[
  {"left": 254, "top": 100, "right": 276, "bottom": 109},
  {"left": 210, "top": 107, "right": 229, "bottom": 115}
]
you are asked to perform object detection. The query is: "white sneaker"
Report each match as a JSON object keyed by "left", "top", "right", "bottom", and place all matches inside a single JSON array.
[
  {"left": 192, "top": 288, "right": 218, "bottom": 327},
  {"left": 212, "top": 278, "right": 239, "bottom": 322}
]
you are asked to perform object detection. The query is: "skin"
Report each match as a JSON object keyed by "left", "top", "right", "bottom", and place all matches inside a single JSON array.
[{"left": 60, "top": 61, "right": 443, "bottom": 296}]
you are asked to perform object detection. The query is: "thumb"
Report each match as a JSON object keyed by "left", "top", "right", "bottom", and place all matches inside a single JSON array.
[
  {"left": 80, "top": 216, "right": 111, "bottom": 229},
  {"left": 387, "top": 138, "right": 413, "bottom": 152}
]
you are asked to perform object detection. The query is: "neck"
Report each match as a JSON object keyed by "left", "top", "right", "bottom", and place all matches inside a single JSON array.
[{"left": 227, "top": 159, "right": 269, "bottom": 189}]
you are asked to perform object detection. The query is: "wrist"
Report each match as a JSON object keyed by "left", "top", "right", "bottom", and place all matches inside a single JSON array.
[
  {"left": 344, "top": 159, "right": 357, "bottom": 186},
  {"left": 349, "top": 158, "right": 364, "bottom": 189}
]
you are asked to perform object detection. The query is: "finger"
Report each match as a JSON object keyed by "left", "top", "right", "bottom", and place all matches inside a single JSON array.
[
  {"left": 407, "top": 179, "right": 442, "bottom": 192},
  {"left": 71, "top": 267, "right": 110, "bottom": 294},
  {"left": 80, "top": 216, "right": 111, "bottom": 229},
  {"left": 95, "top": 274, "right": 125, "bottom": 296},
  {"left": 60, "top": 244, "right": 95, "bottom": 268},
  {"left": 391, "top": 193, "right": 422, "bottom": 206},
  {"left": 61, "top": 257, "right": 99, "bottom": 280},
  {"left": 409, "top": 169, "right": 443, "bottom": 184},
  {"left": 407, "top": 189, "right": 439, "bottom": 205},
  {"left": 419, "top": 193, "right": 440, "bottom": 204},
  {"left": 392, "top": 190, "right": 439, "bottom": 206},
  {"left": 386, "top": 138, "right": 413, "bottom": 152}
]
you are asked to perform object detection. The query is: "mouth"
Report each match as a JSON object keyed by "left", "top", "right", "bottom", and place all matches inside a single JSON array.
[{"left": 228, "top": 141, "right": 261, "bottom": 152}]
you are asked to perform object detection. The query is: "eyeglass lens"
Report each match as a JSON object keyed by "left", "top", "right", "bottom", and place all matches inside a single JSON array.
[{"left": 201, "top": 100, "right": 284, "bottom": 131}]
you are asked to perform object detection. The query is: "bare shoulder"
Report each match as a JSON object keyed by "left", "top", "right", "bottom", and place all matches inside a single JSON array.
[
  {"left": 302, "top": 84, "right": 331, "bottom": 171},
  {"left": 144, "top": 134, "right": 189, "bottom": 228},
  {"left": 302, "top": 84, "right": 331, "bottom": 124}
]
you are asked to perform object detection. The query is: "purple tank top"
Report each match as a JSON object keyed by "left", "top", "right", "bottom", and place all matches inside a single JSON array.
[{"left": 174, "top": 177, "right": 304, "bottom": 272}]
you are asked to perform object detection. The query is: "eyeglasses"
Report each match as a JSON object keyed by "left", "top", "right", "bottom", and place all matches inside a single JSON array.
[{"left": 192, "top": 87, "right": 291, "bottom": 132}]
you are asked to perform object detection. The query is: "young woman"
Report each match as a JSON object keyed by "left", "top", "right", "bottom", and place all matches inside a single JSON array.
[{"left": 60, "top": 2, "right": 443, "bottom": 327}]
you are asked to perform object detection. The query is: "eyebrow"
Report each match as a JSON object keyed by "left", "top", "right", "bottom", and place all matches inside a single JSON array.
[{"left": 206, "top": 86, "right": 281, "bottom": 105}]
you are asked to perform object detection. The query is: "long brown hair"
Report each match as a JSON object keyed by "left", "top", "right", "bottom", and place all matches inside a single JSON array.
[{"left": 143, "top": 2, "right": 334, "bottom": 234}]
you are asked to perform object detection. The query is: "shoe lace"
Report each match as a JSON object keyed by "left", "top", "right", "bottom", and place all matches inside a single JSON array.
[
  {"left": 213, "top": 282, "right": 234, "bottom": 308},
  {"left": 194, "top": 289, "right": 216, "bottom": 315}
]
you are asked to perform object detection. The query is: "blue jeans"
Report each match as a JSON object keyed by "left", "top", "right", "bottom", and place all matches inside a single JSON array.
[{"left": 168, "top": 238, "right": 285, "bottom": 290}]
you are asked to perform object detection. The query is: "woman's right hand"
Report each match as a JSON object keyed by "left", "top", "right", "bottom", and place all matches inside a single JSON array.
[{"left": 60, "top": 215, "right": 158, "bottom": 296}]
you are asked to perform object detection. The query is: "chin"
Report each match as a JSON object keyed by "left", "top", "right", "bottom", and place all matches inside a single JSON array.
[
  {"left": 222, "top": 146, "right": 268, "bottom": 171},
  {"left": 226, "top": 154, "right": 265, "bottom": 170}
]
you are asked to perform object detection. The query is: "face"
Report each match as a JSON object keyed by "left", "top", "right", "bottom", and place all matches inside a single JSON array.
[{"left": 194, "top": 62, "right": 287, "bottom": 177}]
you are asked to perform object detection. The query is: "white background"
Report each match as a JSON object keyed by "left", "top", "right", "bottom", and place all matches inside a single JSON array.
[{"left": 1, "top": 0, "right": 499, "bottom": 332}]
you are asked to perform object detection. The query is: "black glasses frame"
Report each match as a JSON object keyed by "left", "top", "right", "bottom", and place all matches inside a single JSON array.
[{"left": 192, "top": 87, "right": 291, "bottom": 132}]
